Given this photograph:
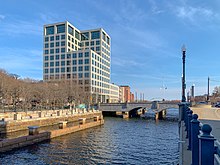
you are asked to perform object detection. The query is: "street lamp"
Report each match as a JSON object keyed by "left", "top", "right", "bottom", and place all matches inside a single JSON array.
[{"left": 182, "top": 45, "right": 186, "bottom": 102}]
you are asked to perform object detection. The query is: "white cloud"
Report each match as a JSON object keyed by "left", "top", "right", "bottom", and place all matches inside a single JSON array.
[
  {"left": 177, "top": 6, "right": 214, "bottom": 21},
  {"left": 0, "top": 14, "right": 5, "bottom": 20}
]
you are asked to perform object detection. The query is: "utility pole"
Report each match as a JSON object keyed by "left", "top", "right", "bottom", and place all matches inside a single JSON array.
[{"left": 207, "top": 77, "right": 210, "bottom": 102}]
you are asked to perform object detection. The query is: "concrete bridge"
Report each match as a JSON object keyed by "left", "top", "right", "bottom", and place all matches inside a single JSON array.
[{"left": 99, "top": 101, "right": 179, "bottom": 119}]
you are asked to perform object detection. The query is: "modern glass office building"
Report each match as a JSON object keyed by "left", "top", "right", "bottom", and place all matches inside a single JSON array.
[{"left": 43, "top": 21, "right": 118, "bottom": 103}]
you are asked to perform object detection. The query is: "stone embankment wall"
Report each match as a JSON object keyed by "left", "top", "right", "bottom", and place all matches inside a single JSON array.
[
  {"left": 0, "top": 118, "right": 104, "bottom": 153},
  {"left": 0, "top": 109, "right": 100, "bottom": 133}
]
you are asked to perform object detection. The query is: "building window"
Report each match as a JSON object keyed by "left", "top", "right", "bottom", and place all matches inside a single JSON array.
[
  {"left": 107, "top": 36, "right": 110, "bottom": 44},
  {"left": 44, "top": 50, "right": 49, "bottom": 54},
  {"left": 44, "top": 69, "right": 48, "bottom": 73},
  {"left": 61, "top": 61, "right": 65, "bottom": 66},
  {"left": 73, "top": 67, "right": 77, "bottom": 72},
  {"left": 56, "top": 36, "right": 59, "bottom": 40},
  {"left": 50, "top": 68, "right": 54, "bottom": 73},
  {"left": 61, "top": 48, "right": 65, "bottom": 53},
  {"left": 45, "top": 56, "right": 49, "bottom": 61},
  {"left": 78, "top": 59, "right": 83, "bottom": 65},
  {"left": 91, "top": 41, "right": 94, "bottom": 46},
  {"left": 55, "top": 55, "right": 59, "bottom": 60},
  {"left": 67, "top": 67, "right": 71, "bottom": 72},
  {"left": 67, "top": 54, "right": 71, "bottom": 59},
  {"left": 67, "top": 61, "right": 70, "bottom": 65},
  {"left": 78, "top": 73, "right": 83, "bottom": 78},
  {"left": 50, "top": 62, "right": 54, "bottom": 67},
  {"left": 78, "top": 66, "right": 83, "bottom": 71},
  {"left": 85, "top": 52, "right": 89, "bottom": 57},
  {"left": 50, "top": 43, "right": 54, "bottom": 48},
  {"left": 44, "top": 62, "right": 48, "bottom": 67},
  {"left": 61, "top": 41, "right": 65, "bottom": 46},
  {"left": 96, "top": 40, "right": 100, "bottom": 45},
  {"left": 85, "top": 73, "right": 89, "bottom": 78},
  {"left": 55, "top": 61, "right": 59, "bottom": 66},
  {"left": 50, "top": 49, "right": 54, "bottom": 54},
  {"left": 45, "top": 43, "right": 49, "bottom": 48},
  {"left": 68, "top": 25, "right": 74, "bottom": 36},
  {"left": 91, "top": 47, "right": 94, "bottom": 51},
  {"left": 50, "top": 36, "right": 54, "bottom": 41},
  {"left": 56, "top": 48, "right": 59, "bottom": 53},
  {"left": 78, "top": 53, "right": 83, "bottom": 58},
  {"left": 91, "top": 31, "right": 100, "bottom": 39},
  {"left": 45, "top": 37, "right": 49, "bottom": 42},
  {"left": 50, "top": 55, "right": 54, "bottom": 60},
  {"left": 61, "top": 34, "right": 65, "bottom": 40},
  {"left": 61, "top": 68, "right": 65, "bottom": 73},
  {"left": 81, "top": 32, "right": 89, "bottom": 41},
  {"left": 85, "top": 42, "right": 89, "bottom": 46},
  {"left": 57, "top": 24, "right": 65, "bottom": 33},
  {"left": 46, "top": 26, "right": 54, "bottom": 35},
  {"left": 55, "top": 68, "right": 59, "bottom": 73},
  {"left": 85, "top": 66, "right": 89, "bottom": 71},
  {"left": 61, "top": 54, "right": 65, "bottom": 59},
  {"left": 85, "top": 59, "right": 89, "bottom": 64},
  {"left": 75, "top": 30, "right": 80, "bottom": 40},
  {"left": 72, "top": 60, "right": 77, "bottom": 65},
  {"left": 102, "top": 32, "right": 106, "bottom": 41},
  {"left": 96, "top": 47, "right": 100, "bottom": 51},
  {"left": 72, "top": 53, "right": 77, "bottom": 58},
  {"left": 72, "top": 73, "right": 77, "bottom": 78},
  {"left": 56, "top": 42, "right": 59, "bottom": 47}
]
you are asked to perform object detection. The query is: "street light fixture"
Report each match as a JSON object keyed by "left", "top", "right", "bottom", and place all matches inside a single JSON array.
[{"left": 182, "top": 45, "right": 186, "bottom": 102}]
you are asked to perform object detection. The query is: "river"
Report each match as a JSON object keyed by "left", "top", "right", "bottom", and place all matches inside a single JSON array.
[{"left": 0, "top": 117, "right": 179, "bottom": 165}]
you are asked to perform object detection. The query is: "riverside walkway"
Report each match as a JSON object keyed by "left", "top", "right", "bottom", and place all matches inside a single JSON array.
[{"left": 180, "top": 104, "right": 220, "bottom": 165}]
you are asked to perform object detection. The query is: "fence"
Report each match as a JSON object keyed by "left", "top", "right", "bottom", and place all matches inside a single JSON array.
[{"left": 180, "top": 103, "right": 220, "bottom": 165}]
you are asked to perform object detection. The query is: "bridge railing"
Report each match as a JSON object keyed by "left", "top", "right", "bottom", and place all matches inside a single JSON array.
[{"left": 180, "top": 103, "right": 220, "bottom": 165}]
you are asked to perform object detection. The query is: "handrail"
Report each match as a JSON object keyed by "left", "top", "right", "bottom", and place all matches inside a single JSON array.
[
  {"left": 215, "top": 141, "right": 220, "bottom": 164},
  {"left": 180, "top": 103, "right": 220, "bottom": 165}
]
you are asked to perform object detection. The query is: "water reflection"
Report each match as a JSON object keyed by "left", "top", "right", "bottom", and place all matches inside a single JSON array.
[{"left": 0, "top": 117, "right": 179, "bottom": 165}]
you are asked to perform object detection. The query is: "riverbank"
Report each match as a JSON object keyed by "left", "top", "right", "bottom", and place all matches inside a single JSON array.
[{"left": 0, "top": 118, "right": 104, "bottom": 153}]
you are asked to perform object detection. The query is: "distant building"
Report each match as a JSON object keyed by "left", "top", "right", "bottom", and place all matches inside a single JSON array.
[
  {"left": 119, "top": 85, "right": 134, "bottom": 102},
  {"left": 43, "top": 21, "right": 118, "bottom": 103}
]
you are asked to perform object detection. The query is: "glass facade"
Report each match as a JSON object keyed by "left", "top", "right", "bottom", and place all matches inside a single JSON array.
[
  {"left": 81, "top": 32, "right": 89, "bottom": 40},
  {"left": 91, "top": 31, "right": 100, "bottom": 39},
  {"left": 68, "top": 25, "right": 74, "bottom": 36},
  {"left": 57, "top": 24, "right": 65, "bottom": 33},
  {"left": 46, "top": 26, "right": 54, "bottom": 35}
]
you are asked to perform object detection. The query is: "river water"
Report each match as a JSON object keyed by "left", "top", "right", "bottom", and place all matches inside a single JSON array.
[{"left": 0, "top": 117, "right": 179, "bottom": 165}]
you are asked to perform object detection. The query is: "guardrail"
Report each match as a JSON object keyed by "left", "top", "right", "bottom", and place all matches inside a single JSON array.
[{"left": 180, "top": 103, "right": 219, "bottom": 165}]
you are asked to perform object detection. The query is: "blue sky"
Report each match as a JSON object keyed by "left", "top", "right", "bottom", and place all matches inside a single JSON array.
[{"left": 1, "top": 0, "right": 220, "bottom": 100}]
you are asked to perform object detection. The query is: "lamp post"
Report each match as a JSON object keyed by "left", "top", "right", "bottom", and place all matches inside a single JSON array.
[{"left": 182, "top": 45, "right": 186, "bottom": 102}]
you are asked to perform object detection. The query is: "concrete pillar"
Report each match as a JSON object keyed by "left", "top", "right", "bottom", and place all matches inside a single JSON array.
[
  {"left": 59, "top": 121, "right": 68, "bottom": 129},
  {"left": 94, "top": 116, "right": 99, "bottom": 121},
  {"left": 79, "top": 118, "right": 86, "bottom": 125},
  {"left": 28, "top": 126, "right": 39, "bottom": 135},
  {"left": 155, "top": 112, "right": 159, "bottom": 120},
  {"left": 38, "top": 112, "right": 44, "bottom": 118},
  {"left": 57, "top": 110, "right": 61, "bottom": 116},
  {"left": 14, "top": 113, "right": 22, "bottom": 120}
]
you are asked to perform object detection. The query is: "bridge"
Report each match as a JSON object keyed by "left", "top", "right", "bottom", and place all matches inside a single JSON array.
[{"left": 98, "top": 101, "right": 179, "bottom": 119}]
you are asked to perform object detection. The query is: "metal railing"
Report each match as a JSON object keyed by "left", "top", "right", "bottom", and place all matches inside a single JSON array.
[{"left": 180, "top": 103, "right": 220, "bottom": 165}]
